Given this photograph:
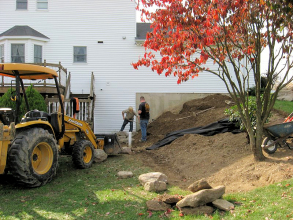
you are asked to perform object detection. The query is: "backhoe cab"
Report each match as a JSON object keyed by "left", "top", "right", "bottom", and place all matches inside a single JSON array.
[{"left": 0, "top": 63, "right": 110, "bottom": 187}]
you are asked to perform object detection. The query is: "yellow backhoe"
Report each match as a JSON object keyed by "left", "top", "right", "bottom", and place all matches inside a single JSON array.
[{"left": 0, "top": 63, "right": 121, "bottom": 187}]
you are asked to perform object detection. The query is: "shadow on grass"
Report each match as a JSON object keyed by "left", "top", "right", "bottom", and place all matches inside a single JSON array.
[{"left": 0, "top": 155, "right": 160, "bottom": 220}]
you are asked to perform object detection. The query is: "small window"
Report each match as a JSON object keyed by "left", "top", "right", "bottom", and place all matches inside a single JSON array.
[
  {"left": 16, "top": 0, "right": 27, "bottom": 10},
  {"left": 11, "top": 44, "right": 25, "bottom": 63},
  {"left": 37, "top": 0, "right": 48, "bottom": 9},
  {"left": 34, "top": 45, "right": 42, "bottom": 63},
  {"left": 73, "top": 46, "right": 87, "bottom": 63},
  {"left": 0, "top": 45, "right": 4, "bottom": 63}
]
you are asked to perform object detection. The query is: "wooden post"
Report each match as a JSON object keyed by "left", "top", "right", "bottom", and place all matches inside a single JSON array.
[
  {"left": 90, "top": 72, "right": 94, "bottom": 99},
  {"left": 44, "top": 60, "right": 47, "bottom": 87},
  {"left": 64, "top": 72, "right": 71, "bottom": 98},
  {"left": 58, "top": 61, "right": 61, "bottom": 85}
]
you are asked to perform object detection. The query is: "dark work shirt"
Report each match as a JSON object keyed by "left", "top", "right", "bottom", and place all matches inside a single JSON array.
[{"left": 138, "top": 102, "right": 150, "bottom": 120}]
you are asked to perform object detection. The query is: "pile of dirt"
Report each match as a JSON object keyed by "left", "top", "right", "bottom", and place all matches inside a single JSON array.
[
  {"left": 130, "top": 94, "right": 293, "bottom": 193},
  {"left": 148, "top": 94, "right": 233, "bottom": 136}
]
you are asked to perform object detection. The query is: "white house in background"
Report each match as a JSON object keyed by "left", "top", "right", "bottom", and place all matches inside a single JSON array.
[{"left": 0, "top": 0, "right": 252, "bottom": 133}]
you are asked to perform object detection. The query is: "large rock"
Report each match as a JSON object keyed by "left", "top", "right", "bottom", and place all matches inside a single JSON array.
[
  {"left": 116, "top": 131, "right": 127, "bottom": 137},
  {"left": 176, "top": 185, "right": 225, "bottom": 208},
  {"left": 146, "top": 199, "right": 171, "bottom": 211},
  {"left": 188, "top": 178, "right": 212, "bottom": 193},
  {"left": 118, "top": 137, "right": 128, "bottom": 144},
  {"left": 159, "top": 194, "right": 183, "bottom": 204},
  {"left": 117, "top": 171, "right": 133, "bottom": 179},
  {"left": 94, "top": 149, "right": 108, "bottom": 163},
  {"left": 144, "top": 181, "right": 167, "bottom": 192},
  {"left": 120, "top": 147, "right": 132, "bottom": 154},
  {"left": 139, "top": 172, "right": 168, "bottom": 185},
  {"left": 179, "top": 206, "right": 214, "bottom": 216},
  {"left": 212, "top": 199, "right": 235, "bottom": 211}
]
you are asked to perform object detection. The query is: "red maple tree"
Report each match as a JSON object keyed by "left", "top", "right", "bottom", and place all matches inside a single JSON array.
[{"left": 132, "top": 0, "right": 293, "bottom": 161}]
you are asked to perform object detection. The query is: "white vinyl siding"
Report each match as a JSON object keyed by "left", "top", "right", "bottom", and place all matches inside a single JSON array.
[
  {"left": 34, "top": 45, "right": 42, "bottom": 63},
  {"left": 73, "top": 46, "right": 87, "bottom": 63},
  {"left": 11, "top": 44, "right": 25, "bottom": 63},
  {"left": 37, "top": 0, "right": 48, "bottom": 9},
  {"left": 0, "top": 0, "right": 254, "bottom": 133},
  {"left": 16, "top": 0, "right": 27, "bottom": 10}
]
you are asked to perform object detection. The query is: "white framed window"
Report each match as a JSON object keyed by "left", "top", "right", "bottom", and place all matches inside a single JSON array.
[
  {"left": 34, "top": 45, "right": 42, "bottom": 63},
  {"left": 16, "top": 0, "right": 27, "bottom": 10},
  {"left": 73, "top": 46, "right": 87, "bottom": 63},
  {"left": 11, "top": 44, "right": 25, "bottom": 63},
  {"left": 0, "top": 45, "right": 4, "bottom": 63},
  {"left": 37, "top": 0, "right": 48, "bottom": 9}
]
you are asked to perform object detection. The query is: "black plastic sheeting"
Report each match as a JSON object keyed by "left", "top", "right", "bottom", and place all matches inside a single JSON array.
[{"left": 146, "top": 118, "right": 242, "bottom": 150}]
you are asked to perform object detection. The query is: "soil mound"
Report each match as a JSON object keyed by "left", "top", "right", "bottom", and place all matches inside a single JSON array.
[
  {"left": 147, "top": 94, "right": 233, "bottom": 136},
  {"left": 131, "top": 94, "right": 293, "bottom": 193}
]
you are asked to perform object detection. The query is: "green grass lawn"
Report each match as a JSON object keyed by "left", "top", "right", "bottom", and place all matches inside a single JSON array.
[
  {"left": 0, "top": 99, "right": 293, "bottom": 219},
  {"left": 1, "top": 154, "right": 293, "bottom": 220},
  {"left": 274, "top": 99, "right": 293, "bottom": 114}
]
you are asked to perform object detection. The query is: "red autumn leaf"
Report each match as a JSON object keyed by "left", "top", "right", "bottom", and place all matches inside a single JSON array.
[{"left": 133, "top": 0, "right": 293, "bottom": 162}]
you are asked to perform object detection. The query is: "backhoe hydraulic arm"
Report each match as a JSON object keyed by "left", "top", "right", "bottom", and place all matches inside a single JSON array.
[{"left": 64, "top": 115, "right": 98, "bottom": 149}]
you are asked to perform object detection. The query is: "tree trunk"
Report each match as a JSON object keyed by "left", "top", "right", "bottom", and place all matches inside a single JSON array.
[{"left": 248, "top": 123, "right": 266, "bottom": 161}]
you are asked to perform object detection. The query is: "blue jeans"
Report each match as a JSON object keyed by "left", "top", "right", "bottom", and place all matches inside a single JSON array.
[
  {"left": 120, "top": 119, "right": 133, "bottom": 132},
  {"left": 140, "top": 119, "right": 148, "bottom": 141}
]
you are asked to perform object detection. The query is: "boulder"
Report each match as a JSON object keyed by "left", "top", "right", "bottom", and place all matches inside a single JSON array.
[
  {"left": 120, "top": 147, "right": 132, "bottom": 154},
  {"left": 179, "top": 205, "right": 214, "bottom": 216},
  {"left": 212, "top": 199, "right": 235, "bottom": 211},
  {"left": 116, "top": 131, "right": 127, "bottom": 137},
  {"left": 146, "top": 199, "right": 171, "bottom": 211},
  {"left": 159, "top": 194, "right": 183, "bottom": 204},
  {"left": 176, "top": 185, "right": 225, "bottom": 208},
  {"left": 144, "top": 181, "right": 167, "bottom": 192},
  {"left": 93, "top": 149, "right": 108, "bottom": 163},
  {"left": 188, "top": 178, "right": 212, "bottom": 193},
  {"left": 139, "top": 172, "right": 168, "bottom": 186},
  {"left": 117, "top": 171, "right": 133, "bottom": 179},
  {"left": 118, "top": 137, "right": 128, "bottom": 144}
]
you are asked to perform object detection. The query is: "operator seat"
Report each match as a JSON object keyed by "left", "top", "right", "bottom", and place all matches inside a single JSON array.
[{"left": 21, "top": 110, "right": 50, "bottom": 122}]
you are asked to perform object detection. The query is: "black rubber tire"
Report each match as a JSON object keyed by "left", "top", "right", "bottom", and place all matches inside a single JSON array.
[
  {"left": 7, "top": 128, "right": 58, "bottom": 187},
  {"left": 262, "top": 137, "right": 278, "bottom": 154},
  {"left": 72, "top": 140, "right": 95, "bottom": 169}
]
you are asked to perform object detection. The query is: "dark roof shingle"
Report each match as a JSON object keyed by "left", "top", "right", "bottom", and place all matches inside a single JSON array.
[{"left": 0, "top": 25, "right": 49, "bottom": 39}]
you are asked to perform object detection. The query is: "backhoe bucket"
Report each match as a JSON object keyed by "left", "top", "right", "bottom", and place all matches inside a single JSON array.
[{"left": 96, "top": 134, "right": 122, "bottom": 155}]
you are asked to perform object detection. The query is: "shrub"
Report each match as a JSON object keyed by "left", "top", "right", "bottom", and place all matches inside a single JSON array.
[
  {"left": 0, "top": 85, "right": 47, "bottom": 120},
  {"left": 225, "top": 96, "right": 271, "bottom": 132},
  {"left": 0, "top": 88, "right": 18, "bottom": 110},
  {"left": 20, "top": 85, "right": 47, "bottom": 115},
  {"left": 248, "top": 76, "right": 269, "bottom": 96}
]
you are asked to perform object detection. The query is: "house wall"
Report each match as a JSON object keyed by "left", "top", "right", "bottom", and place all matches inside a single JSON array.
[{"left": 0, "top": 0, "right": 253, "bottom": 134}]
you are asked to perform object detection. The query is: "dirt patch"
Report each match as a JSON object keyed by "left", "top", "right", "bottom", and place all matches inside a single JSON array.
[{"left": 129, "top": 94, "right": 293, "bottom": 193}]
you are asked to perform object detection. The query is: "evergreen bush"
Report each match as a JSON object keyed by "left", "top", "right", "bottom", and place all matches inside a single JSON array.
[{"left": 0, "top": 85, "right": 47, "bottom": 120}]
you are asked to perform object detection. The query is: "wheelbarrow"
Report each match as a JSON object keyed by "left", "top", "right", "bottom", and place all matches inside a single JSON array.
[{"left": 262, "top": 114, "right": 293, "bottom": 154}]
